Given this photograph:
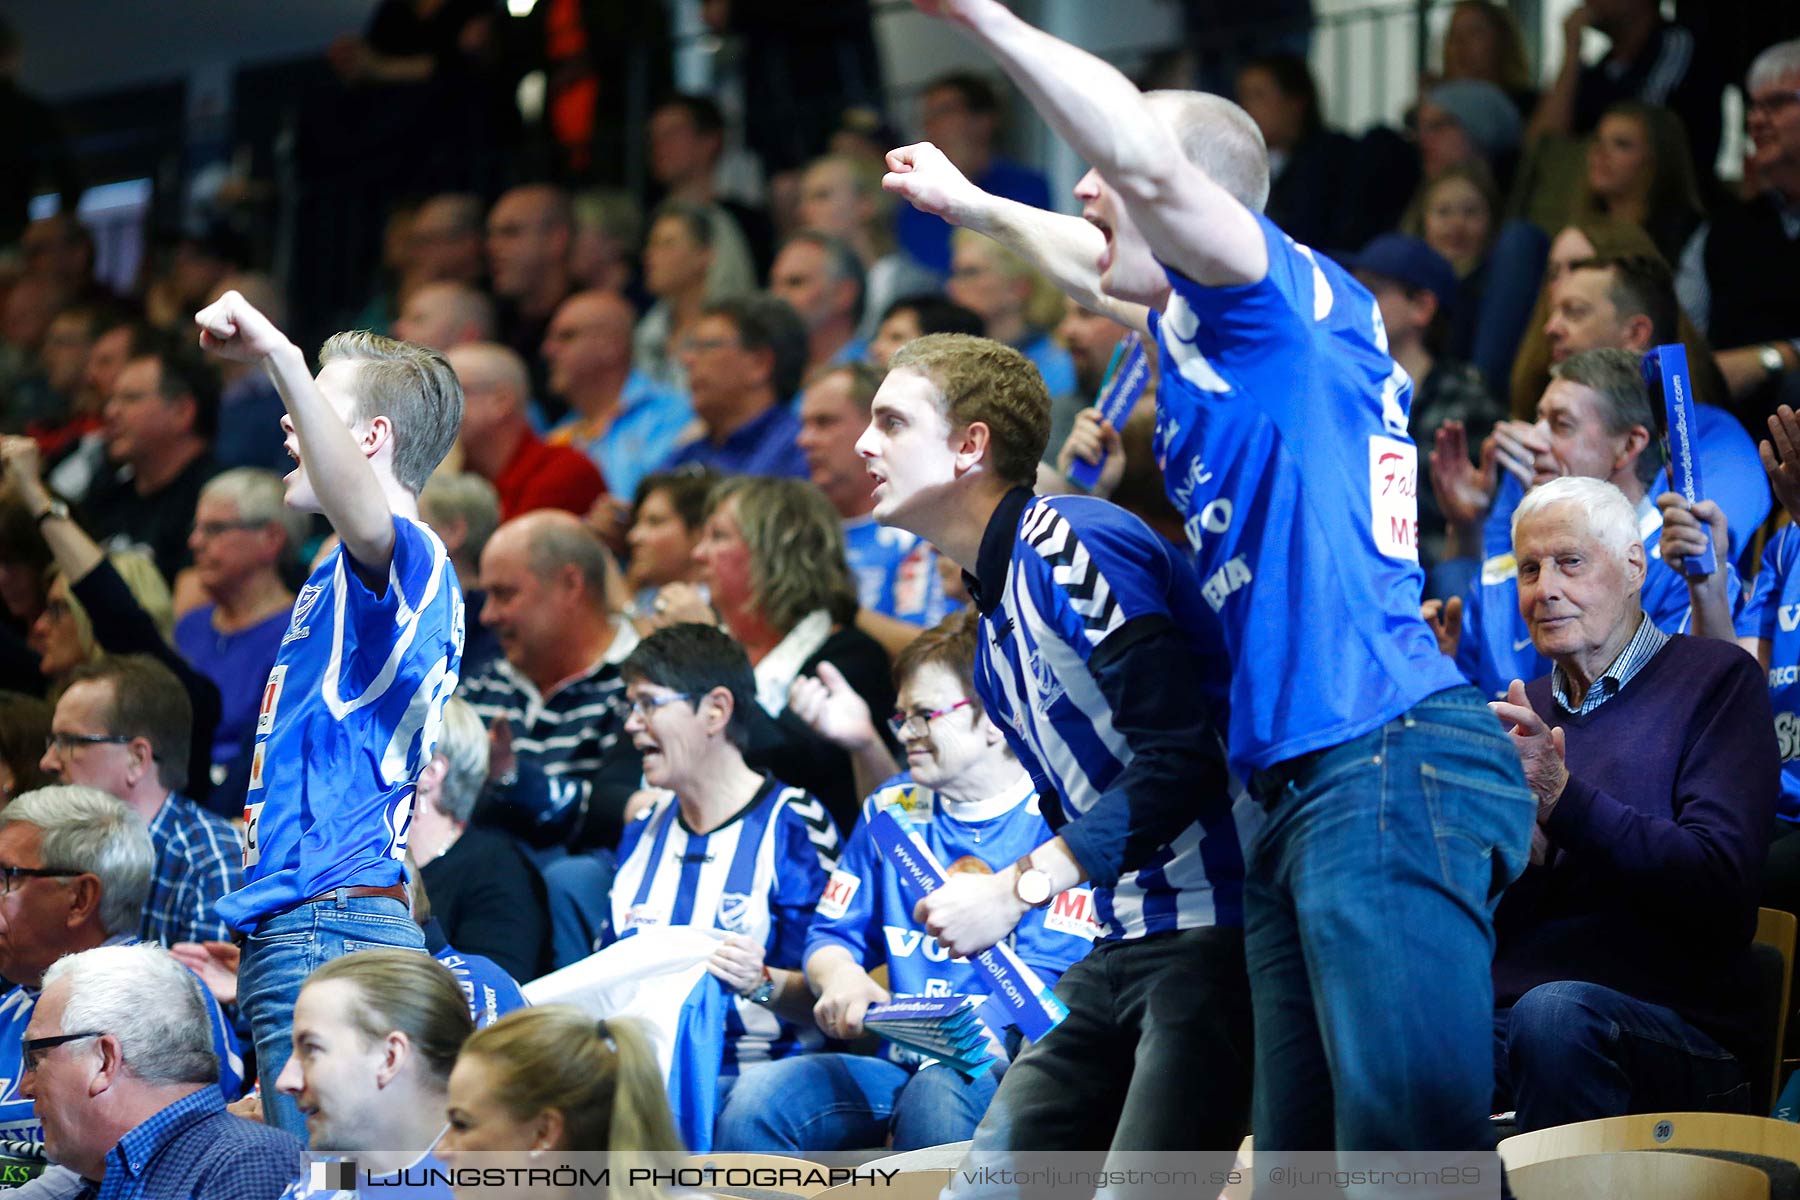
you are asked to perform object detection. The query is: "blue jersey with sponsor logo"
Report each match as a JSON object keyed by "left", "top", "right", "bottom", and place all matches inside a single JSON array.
[
  {"left": 607, "top": 777, "right": 839, "bottom": 1074},
  {"left": 971, "top": 493, "right": 1251, "bottom": 942},
  {"left": 1146, "top": 215, "right": 1465, "bottom": 776},
  {"left": 1456, "top": 480, "right": 1741, "bottom": 699},
  {"left": 805, "top": 772, "right": 1095, "bottom": 1063},
  {"left": 218, "top": 517, "right": 464, "bottom": 932},
  {"left": 843, "top": 516, "right": 955, "bottom": 628},
  {"left": 0, "top": 945, "right": 244, "bottom": 1144},
  {"left": 433, "top": 945, "right": 528, "bottom": 1029},
  {"left": 1739, "top": 523, "right": 1800, "bottom": 823}
]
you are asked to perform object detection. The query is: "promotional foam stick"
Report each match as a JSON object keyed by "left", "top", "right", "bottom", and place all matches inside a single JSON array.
[
  {"left": 1067, "top": 332, "right": 1151, "bottom": 491},
  {"left": 868, "top": 807, "right": 1069, "bottom": 1042},
  {"left": 1645, "top": 343, "right": 1715, "bottom": 575}
]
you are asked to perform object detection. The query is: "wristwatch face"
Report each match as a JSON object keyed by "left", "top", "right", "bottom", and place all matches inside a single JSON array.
[
  {"left": 1763, "top": 345, "right": 1786, "bottom": 374},
  {"left": 1017, "top": 868, "right": 1052, "bottom": 906}
]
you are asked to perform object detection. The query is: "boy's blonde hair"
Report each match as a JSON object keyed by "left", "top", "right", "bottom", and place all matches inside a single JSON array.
[{"left": 319, "top": 332, "right": 464, "bottom": 495}]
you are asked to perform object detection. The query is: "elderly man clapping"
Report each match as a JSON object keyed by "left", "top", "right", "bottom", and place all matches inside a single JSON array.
[{"left": 1486, "top": 475, "right": 1778, "bottom": 1131}]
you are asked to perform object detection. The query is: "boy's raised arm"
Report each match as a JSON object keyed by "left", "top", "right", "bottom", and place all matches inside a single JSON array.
[{"left": 196, "top": 290, "right": 398, "bottom": 574}]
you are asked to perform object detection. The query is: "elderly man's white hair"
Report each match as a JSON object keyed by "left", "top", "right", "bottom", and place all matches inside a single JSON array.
[
  {"left": 1511, "top": 476, "right": 1642, "bottom": 561},
  {"left": 42, "top": 943, "right": 218, "bottom": 1086},
  {"left": 1748, "top": 39, "right": 1800, "bottom": 94}
]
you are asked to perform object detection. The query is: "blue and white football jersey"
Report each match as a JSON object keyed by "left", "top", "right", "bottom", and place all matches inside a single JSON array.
[
  {"left": 844, "top": 516, "right": 955, "bottom": 628},
  {"left": 1457, "top": 480, "right": 1741, "bottom": 699},
  {"left": 1147, "top": 215, "right": 1465, "bottom": 777},
  {"left": 1740, "top": 523, "right": 1800, "bottom": 824},
  {"left": 971, "top": 493, "right": 1251, "bottom": 942},
  {"left": 218, "top": 517, "right": 464, "bottom": 932},
  {"left": 607, "top": 777, "right": 838, "bottom": 1073},
  {"left": 806, "top": 772, "right": 1095, "bottom": 1063}
]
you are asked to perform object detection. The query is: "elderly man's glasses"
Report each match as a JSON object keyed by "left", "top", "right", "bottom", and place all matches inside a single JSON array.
[
  {"left": 191, "top": 519, "right": 265, "bottom": 539},
  {"left": 890, "top": 698, "right": 975, "bottom": 739},
  {"left": 1749, "top": 90, "right": 1800, "bottom": 118},
  {"left": 20, "top": 1032, "right": 102, "bottom": 1073},
  {"left": 0, "top": 865, "right": 85, "bottom": 897}
]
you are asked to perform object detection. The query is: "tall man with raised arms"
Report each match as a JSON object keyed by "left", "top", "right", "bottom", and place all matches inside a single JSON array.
[
  {"left": 194, "top": 293, "right": 465, "bottom": 1139},
  {"left": 889, "top": 0, "right": 1535, "bottom": 1154}
]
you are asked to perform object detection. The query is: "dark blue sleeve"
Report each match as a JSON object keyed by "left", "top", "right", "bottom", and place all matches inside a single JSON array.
[{"left": 1056, "top": 613, "right": 1231, "bottom": 888}]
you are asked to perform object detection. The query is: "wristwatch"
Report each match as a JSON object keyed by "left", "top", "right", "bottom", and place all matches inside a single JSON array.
[
  {"left": 1760, "top": 344, "right": 1787, "bottom": 377},
  {"left": 746, "top": 966, "right": 775, "bottom": 1005},
  {"left": 33, "top": 498, "right": 69, "bottom": 524},
  {"left": 1012, "top": 855, "right": 1054, "bottom": 909}
]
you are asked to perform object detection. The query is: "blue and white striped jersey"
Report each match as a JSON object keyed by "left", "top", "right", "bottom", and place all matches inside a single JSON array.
[
  {"left": 607, "top": 777, "right": 839, "bottom": 1074},
  {"left": 218, "top": 517, "right": 464, "bottom": 932},
  {"left": 967, "top": 490, "right": 1251, "bottom": 942}
]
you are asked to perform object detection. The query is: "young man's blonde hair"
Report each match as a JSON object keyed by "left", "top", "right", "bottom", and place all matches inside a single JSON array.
[
  {"left": 887, "top": 333, "right": 1050, "bottom": 490},
  {"left": 319, "top": 332, "right": 464, "bottom": 495}
]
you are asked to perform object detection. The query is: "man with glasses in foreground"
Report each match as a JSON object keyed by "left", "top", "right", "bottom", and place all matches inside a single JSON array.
[
  {"left": 716, "top": 611, "right": 1097, "bottom": 1151},
  {"left": 39, "top": 655, "right": 240, "bottom": 948},
  {"left": 22, "top": 942, "right": 297, "bottom": 1200},
  {"left": 0, "top": 786, "right": 242, "bottom": 1198}
]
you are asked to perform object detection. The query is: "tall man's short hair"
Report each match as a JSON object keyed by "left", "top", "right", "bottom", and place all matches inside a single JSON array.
[
  {"left": 1573, "top": 254, "right": 1679, "bottom": 346},
  {"left": 888, "top": 333, "right": 1051, "bottom": 489},
  {"left": 700, "top": 294, "right": 810, "bottom": 400},
  {"left": 318, "top": 332, "right": 465, "bottom": 494},
  {"left": 59, "top": 655, "right": 192, "bottom": 794},
  {"left": 131, "top": 343, "right": 221, "bottom": 441},
  {"left": 1551, "top": 346, "right": 1662, "bottom": 487}
]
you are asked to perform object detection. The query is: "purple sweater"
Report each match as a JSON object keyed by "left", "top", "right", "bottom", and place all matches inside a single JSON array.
[{"left": 1495, "top": 635, "right": 1778, "bottom": 1058}]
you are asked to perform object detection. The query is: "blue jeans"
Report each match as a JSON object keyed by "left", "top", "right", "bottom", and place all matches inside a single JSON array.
[
  {"left": 1245, "top": 686, "right": 1535, "bottom": 1151},
  {"left": 1496, "top": 981, "right": 1750, "bottom": 1132},
  {"left": 238, "top": 891, "right": 426, "bottom": 1139},
  {"left": 541, "top": 848, "right": 617, "bottom": 969},
  {"left": 714, "top": 1053, "right": 1004, "bottom": 1152}
]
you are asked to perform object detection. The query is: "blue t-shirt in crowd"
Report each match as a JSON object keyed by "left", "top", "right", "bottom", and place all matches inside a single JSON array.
[
  {"left": 548, "top": 369, "right": 693, "bottom": 504},
  {"left": 1146, "top": 214, "right": 1465, "bottom": 776},
  {"left": 1740, "top": 523, "right": 1800, "bottom": 824},
  {"left": 806, "top": 772, "right": 1096, "bottom": 1061},
  {"left": 843, "top": 517, "right": 955, "bottom": 629},
  {"left": 664, "top": 403, "right": 808, "bottom": 479},
  {"left": 970, "top": 491, "right": 1247, "bottom": 942},
  {"left": 217, "top": 517, "right": 464, "bottom": 933},
  {"left": 607, "top": 777, "right": 839, "bottom": 1074},
  {"left": 175, "top": 605, "right": 290, "bottom": 768},
  {"left": 1456, "top": 478, "right": 1741, "bottom": 699},
  {"left": 1018, "top": 330, "right": 1076, "bottom": 401}
]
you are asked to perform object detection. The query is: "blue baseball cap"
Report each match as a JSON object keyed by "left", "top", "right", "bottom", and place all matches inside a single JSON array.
[{"left": 1346, "top": 233, "right": 1459, "bottom": 312}]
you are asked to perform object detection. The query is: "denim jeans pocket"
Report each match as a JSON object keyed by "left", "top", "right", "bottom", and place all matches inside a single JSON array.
[{"left": 1420, "top": 762, "right": 1537, "bottom": 904}]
